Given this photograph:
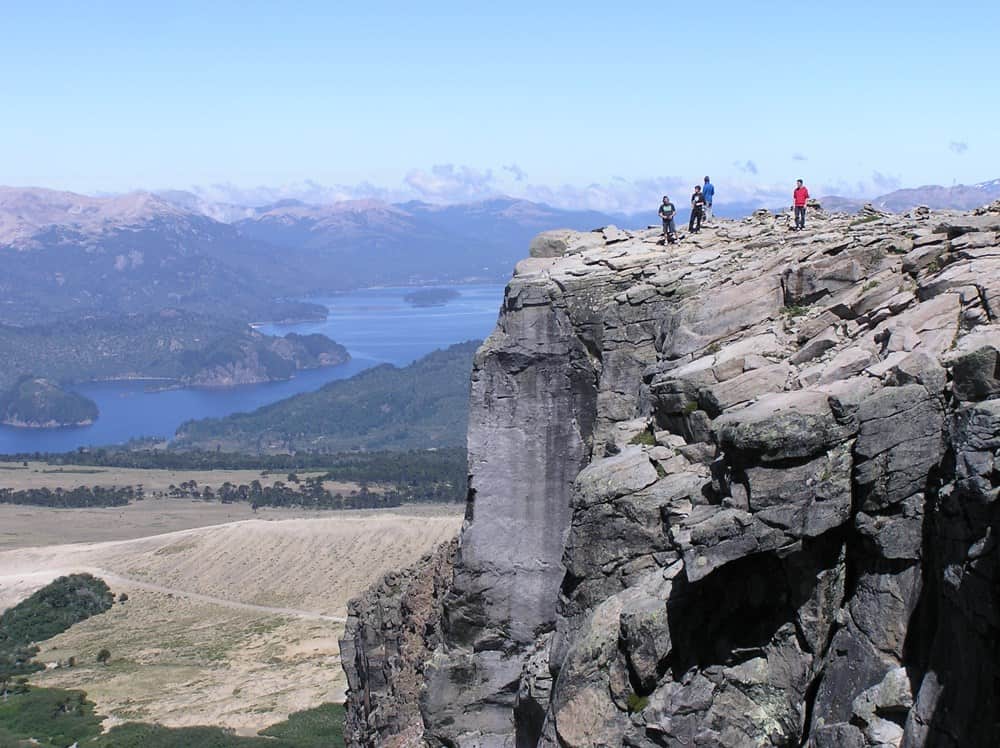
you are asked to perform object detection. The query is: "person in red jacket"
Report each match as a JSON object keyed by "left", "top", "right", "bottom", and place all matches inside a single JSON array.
[{"left": 793, "top": 179, "right": 810, "bottom": 230}]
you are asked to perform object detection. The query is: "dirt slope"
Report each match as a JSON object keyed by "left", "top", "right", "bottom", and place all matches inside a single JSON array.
[{"left": 0, "top": 506, "right": 462, "bottom": 732}]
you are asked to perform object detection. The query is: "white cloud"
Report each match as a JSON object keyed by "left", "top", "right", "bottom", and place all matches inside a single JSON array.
[
  {"left": 792, "top": 153, "right": 808, "bottom": 161},
  {"left": 734, "top": 160, "right": 759, "bottom": 175},
  {"left": 182, "top": 165, "right": 821, "bottom": 215},
  {"left": 871, "top": 170, "right": 901, "bottom": 192},
  {"left": 503, "top": 163, "right": 527, "bottom": 182},
  {"left": 949, "top": 140, "right": 968, "bottom": 155},
  {"left": 522, "top": 176, "right": 690, "bottom": 214},
  {"left": 191, "top": 180, "right": 404, "bottom": 207},
  {"left": 404, "top": 164, "right": 498, "bottom": 202}
]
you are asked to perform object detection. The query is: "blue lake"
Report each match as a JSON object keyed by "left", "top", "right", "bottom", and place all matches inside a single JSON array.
[{"left": 0, "top": 284, "right": 506, "bottom": 454}]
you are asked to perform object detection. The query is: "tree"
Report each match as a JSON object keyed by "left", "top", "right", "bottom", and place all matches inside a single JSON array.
[{"left": 96, "top": 648, "right": 111, "bottom": 665}]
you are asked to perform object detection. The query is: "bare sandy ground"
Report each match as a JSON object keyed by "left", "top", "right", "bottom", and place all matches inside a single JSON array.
[
  {"left": 0, "top": 496, "right": 459, "bottom": 550},
  {"left": 0, "top": 503, "right": 463, "bottom": 732}
]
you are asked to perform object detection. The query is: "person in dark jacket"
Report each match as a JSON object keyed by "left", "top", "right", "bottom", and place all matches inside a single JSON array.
[
  {"left": 689, "top": 185, "right": 706, "bottom": 232},
  {"left": 702, "top": 176, "right": 715, "bottom": 221},
  {"left": 793, "top": 179, "right": 810, "bottom": 230},
  {"left": 658, "top": 195, "right": 677, "bottom": 244}
]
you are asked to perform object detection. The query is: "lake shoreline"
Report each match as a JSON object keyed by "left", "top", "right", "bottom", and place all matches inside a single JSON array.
[{"left": 0, "top": 284, "right": 505, "bottom": 454}]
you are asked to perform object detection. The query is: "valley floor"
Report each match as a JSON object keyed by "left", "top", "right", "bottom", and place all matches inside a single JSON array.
[{"left": 0, "top": 501, "right": 462, "bottom": 733}]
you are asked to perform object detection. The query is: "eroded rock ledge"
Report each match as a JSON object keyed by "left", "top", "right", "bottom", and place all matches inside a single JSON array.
[{"left": 342, "top": 203, "right": 1000, "bottom": 747}]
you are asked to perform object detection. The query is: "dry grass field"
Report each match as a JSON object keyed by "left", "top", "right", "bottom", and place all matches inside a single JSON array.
[{"left": 0, "top": 498, "right": 463, "bottom": 732}]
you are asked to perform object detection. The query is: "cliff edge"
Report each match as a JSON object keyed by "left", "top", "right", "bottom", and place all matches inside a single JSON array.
[{"left": 343, "top": 202, "right": 1000, "bottom": 747}]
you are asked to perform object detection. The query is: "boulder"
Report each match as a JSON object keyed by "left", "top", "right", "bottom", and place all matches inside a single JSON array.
[
  {"left": 714, "top": 390, "right": 857, "bottom": 462},
  {"left": 783, "top": 254, "right": 865, "bottom": 305},
  {"left": 951, "top": 345, "right": 1000, "bottom": 401},
  {"left": 817, "top": 346, "right": 877, "bottom": 384},
  {"left": 530, "top": 229, "right": 576, "bottom": 258},
  {"left": 791, "top": 327, "right": 839, "bottom": 365},
  {"left": 853, "top": 384, "right": 944, "bottom": 511},
  {"left": 698, "top": 362, "right": 792, "bottom": 417}
]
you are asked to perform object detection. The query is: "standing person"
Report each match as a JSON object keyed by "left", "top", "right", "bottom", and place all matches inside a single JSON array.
[
  {"left": 793, "top": 179, "right": 810, "bottom": 230},
  {"left": 658, "top": 195, "right": 677, "bottom": 244},
  {"left": 702, "top": 176, "right": 715, "bottom": 221},
  {"left": 689, "top": 185, "right": 706, "bottom": 233}
]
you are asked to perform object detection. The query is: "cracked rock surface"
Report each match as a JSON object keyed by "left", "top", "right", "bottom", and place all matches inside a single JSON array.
[{"left": 343, "top": 202, "right": 1000, "bottom": 747}]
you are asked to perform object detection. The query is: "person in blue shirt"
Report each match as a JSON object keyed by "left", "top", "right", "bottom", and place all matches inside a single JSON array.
[{"left": 702, "top": 176, "right": 715, "bottom": 221}]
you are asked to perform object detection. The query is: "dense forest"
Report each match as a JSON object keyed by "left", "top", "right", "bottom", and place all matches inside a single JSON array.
[
  {"left": 173, "top": 340, "right": 478, "bottom": 452},
  {"left": 0, "top": 313, "right": 347, "bottom": 391}
]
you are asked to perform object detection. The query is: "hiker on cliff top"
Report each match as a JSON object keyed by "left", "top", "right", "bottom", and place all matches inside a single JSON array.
[
  {"left": 658, "top": 196, "right": 677, "bottom": 244},
  {"left": 702, "top": 176, "right": 715, "bottom": 221},
  {"left": 689, "top": 185, "right": 706, "bottom": 233},
  {"left": 793, "top": 179, "right": 810, "bottom": 230}
]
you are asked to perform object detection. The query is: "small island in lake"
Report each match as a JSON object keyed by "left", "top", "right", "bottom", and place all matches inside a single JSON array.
[
  {"left": 0, "top": 376, "right": 99, "bottom": 428},
  {"left": 403, "top": 288, "right": 461, "bottom": 308}
]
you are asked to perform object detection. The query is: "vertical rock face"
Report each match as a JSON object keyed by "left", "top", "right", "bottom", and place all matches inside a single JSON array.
[
  {"left": 422, "top": 264, "right": 637, "bottom": 746},
  {"left": 344, "top": 202, "right": 1000, "bottom": 747},
  {"left": 340, "top": 539, "right": 458, "bottom": 748}
]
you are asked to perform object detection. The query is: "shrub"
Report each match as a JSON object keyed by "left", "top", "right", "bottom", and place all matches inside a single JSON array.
[
  {"left": 781, "top": 304, "right": 809, "bottom": 318},
  {"left": 626, "top": 692, "right": 649, "bottom": 713},
  {"left": 628, "top": 429, "right": 657, "bottom": 447}
]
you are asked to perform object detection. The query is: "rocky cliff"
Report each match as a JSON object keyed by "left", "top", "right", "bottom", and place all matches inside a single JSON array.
[{"left": 342, "top": 202, "right": 1000, "bottom": 747}]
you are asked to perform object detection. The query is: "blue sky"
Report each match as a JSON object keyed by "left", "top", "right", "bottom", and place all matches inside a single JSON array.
[{"left": 2, "top": 0, "right": 996, "bottom": 211}]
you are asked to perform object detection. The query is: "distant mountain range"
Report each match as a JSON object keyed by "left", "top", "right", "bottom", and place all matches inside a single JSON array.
[
  {"left": 230, "top": 197, "right": 636, "bottom": 289},
  {"left": 2, "top": 179, "right": 999, "bottom": 328},
  {"left": 819, "top": 178, "right": 1000, "bottom": 214},
  {"left": 0, "top": 187, "right": 324, "bottom": 325},
  {"left": 0, "top": 187, "right": 632, "bottom": 326}
]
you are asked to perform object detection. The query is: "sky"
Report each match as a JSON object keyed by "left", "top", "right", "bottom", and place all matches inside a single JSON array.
[{"left": 2, "top": 0, "right": 997, "bottom": 212}]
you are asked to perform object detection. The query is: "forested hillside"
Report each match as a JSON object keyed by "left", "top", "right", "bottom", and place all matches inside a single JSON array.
[
  {"left": 174, "top": 341, "right": 479, "bottom": 452},
  {"left": 0, "top": 378, "right": 98, "bottom": 427},
  {"left": 0, "top": 313, "right": 348, "bottom": 391}
]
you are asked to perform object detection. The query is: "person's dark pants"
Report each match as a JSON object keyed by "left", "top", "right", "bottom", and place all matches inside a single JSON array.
[
  {"left": 662, "top": 218, "right": 676, "bottom": 241},
  {"left": 795, "top": 205, "right": 806, "bottom": 229},
  {"left": 689, "top": 208, "right": 703, "bottom": 232}
]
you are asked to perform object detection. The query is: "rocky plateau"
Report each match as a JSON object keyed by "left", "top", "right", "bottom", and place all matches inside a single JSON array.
[{"left": 341, "top": 201, "right": 1000, "bottom": 747}]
